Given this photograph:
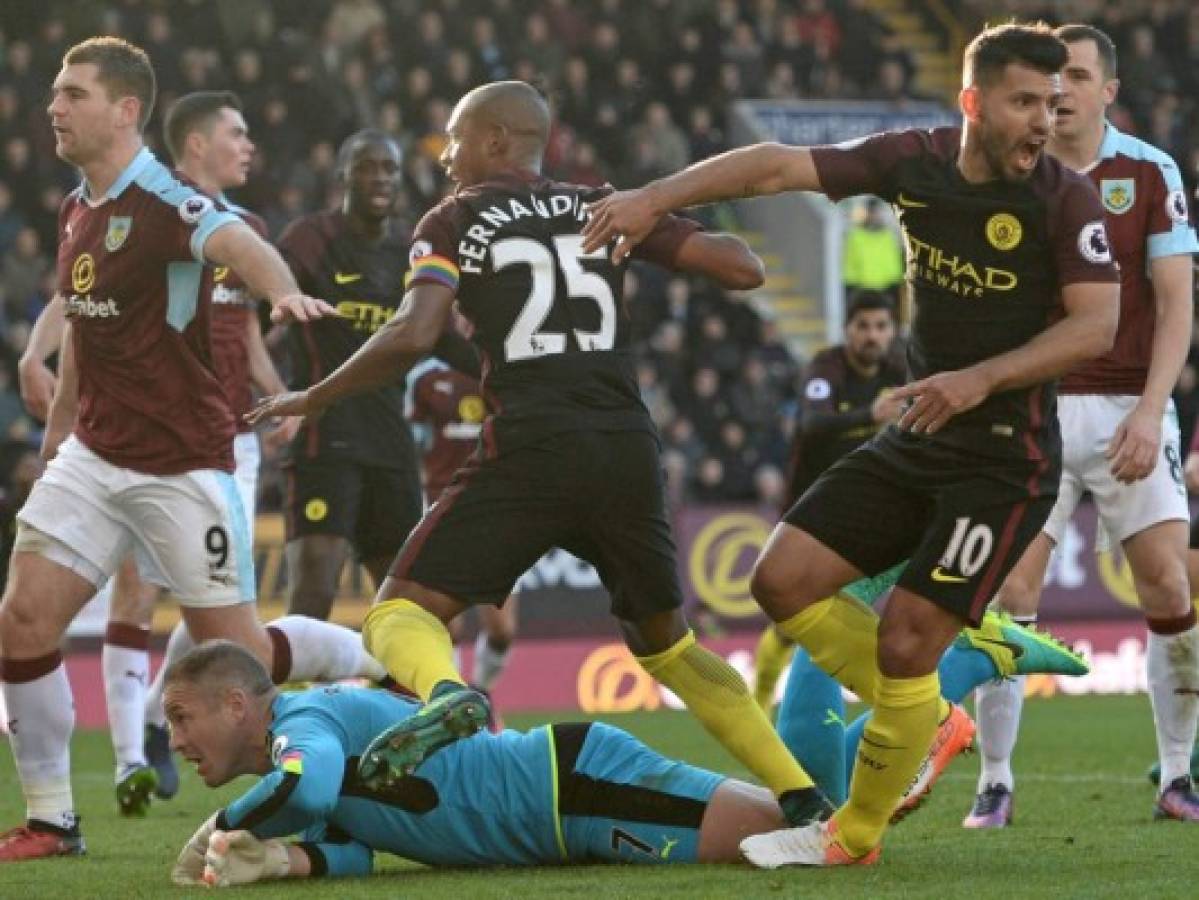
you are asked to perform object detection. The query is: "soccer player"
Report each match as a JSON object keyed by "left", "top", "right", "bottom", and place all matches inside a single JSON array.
[
  {"left": 251, "top": 80, "right": 836, "bottom": 829},
  {"left": 582, "top": 22, "right": 1120, "bottom": 866},
  {"left": 0, "top": 38, "right": 382, "bottom": 863},
  {"left": 166, "top": 641, "right": 789, "bottom": 886},
  {"left": 95, "top": 90, "right": 299, "bottom": 815},
  {"left": 759, "top": 295, "right": 1088, "bottom": 811},
  {"left": 273, "top": 130, "right": 430, "bottom": 622},
  {"left": 408, "top": 353, "right": 518, "bottom": 701},
  {"left": 966, "top": 24, "right": 1199, "bottom": 827}
]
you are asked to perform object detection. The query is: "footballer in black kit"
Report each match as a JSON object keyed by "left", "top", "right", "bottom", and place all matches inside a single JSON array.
[
  {"left": 275, "top": 132, "right": 425, "bottom": 616},
  {"left": 786, "top": 125, "right": 1120, "bottom": 623},
  {"left": 392, "top": 171, "right": 698, "bottom": 615}
]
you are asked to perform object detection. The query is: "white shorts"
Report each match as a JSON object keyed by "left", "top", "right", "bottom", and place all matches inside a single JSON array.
[
  {"left": 1043, "top": 394, "right": 1188, "bottom": 549},
  {"left": 17, "top": 435, "right": 255, "bottom": 607},
  {"left": 233, "top": 431, "right": 260, "bottom": 523}
]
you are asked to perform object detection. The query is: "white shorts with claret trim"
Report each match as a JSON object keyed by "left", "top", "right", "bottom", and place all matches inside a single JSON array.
[
  {"left": 17, "top": 435, "right": 254, "bottom": 607},
  {"left": 1043, "top": 394, "right": 1188, "bottom": 550}
]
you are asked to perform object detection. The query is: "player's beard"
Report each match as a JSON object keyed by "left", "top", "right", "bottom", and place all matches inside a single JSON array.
[{"left": 979, "top": 123, "right": 1029, "bottom": 183}]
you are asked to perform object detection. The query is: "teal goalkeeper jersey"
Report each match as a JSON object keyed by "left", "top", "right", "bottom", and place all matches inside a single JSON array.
[{"left": 219, "top": 687, "right": 562, "bottom": 875}]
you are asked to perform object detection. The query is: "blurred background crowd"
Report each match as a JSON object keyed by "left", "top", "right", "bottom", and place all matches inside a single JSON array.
[{"left": 0, "top": 0, "right": 1196, "bottom": 513}]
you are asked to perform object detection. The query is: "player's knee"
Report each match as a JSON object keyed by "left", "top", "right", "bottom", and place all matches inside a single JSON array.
[
  {"left": 1135, "top": 563, "right": 1191, "bottom": 617},
  {"left": 876, "top": 620, "right": 942, "bottom": 678},
  {"left": 750, "top": 555, "right": 797, "bottom": 619},
  {"left": 0, "top": 596, "right": 58, "bottom": 654}
]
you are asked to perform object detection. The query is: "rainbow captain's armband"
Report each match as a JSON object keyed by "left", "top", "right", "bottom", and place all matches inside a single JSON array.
[
  {"left": 280, "top": 751, "right": 303, "bottom": 775},
  {"left": 409, "top": 254, "right": 460, "bottom": 291}
]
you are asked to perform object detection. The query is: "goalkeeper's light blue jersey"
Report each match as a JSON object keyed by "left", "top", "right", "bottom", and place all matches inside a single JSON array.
[{"left": 219, "top": 686, "right": 561, "bottom": 875}]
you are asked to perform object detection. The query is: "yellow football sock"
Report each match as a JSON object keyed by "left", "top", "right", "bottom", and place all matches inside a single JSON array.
[
  {"left": 835, "top": 672, "right": 941, "bottom": 856},
  {"left": 753, "top": 625, "right": 795, "bottom": 711},
  {"left": 638, "top": 631, "right": 814, "bottom": 795},
  {"left": 362, "top": 598, "right": 465, "bottom": 701},
  {"left": 774, "top": 595, "right": 882, "bottom": 704}
]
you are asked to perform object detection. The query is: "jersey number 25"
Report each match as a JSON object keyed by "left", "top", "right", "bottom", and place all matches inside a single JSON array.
[{"left": 492, "top": 235, "right": 616, "bottom": 362}]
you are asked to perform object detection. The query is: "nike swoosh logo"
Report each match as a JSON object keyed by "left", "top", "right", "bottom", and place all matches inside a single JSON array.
[
  {"left": 974, "top": 637, "right": 1024, "bottom": 659},
  {"left": 334, "top": 272, "right": 363, "bottom": 284},
  {"left": 896, "top": 193, "right": 929, "bottom": 208},
  {"left": 930, "top": 567, "right": 968, "bottom": 583},
  {"left": 660, "top": 837, "right": 679, "bottom": 859}
]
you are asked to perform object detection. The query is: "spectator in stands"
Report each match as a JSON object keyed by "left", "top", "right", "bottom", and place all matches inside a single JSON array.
[{"left": 842, "top": 199, "right": 905, "bottom": 305}]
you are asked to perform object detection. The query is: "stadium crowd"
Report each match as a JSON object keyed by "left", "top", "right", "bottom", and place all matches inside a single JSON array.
[{"left": 0, "top": 0, "right": 1196, "bottom": 511}]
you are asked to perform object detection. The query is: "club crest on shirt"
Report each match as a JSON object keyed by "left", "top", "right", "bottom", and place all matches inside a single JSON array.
[
  {"left": 105, "top": 216, "right": 132, "bottom": 252},
  {"left": 985, "top": 213, "right": 1022, "bottom": 251},
  {"left": 1100, "top": 178, "right": 1134, "bottom": 215}
]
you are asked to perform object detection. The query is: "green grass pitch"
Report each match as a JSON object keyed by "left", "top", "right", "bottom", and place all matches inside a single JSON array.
[{"left": 1, "top": 695, "right": 1197, "bottom": 898}]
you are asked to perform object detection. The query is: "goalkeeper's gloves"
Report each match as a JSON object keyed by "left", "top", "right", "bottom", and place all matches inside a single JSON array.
[
  {"left": 203, "top": 829, "right": 291, "bottom": 887},
  {"left": 172, "top": 811, "right": 220, "bottom": 886}
]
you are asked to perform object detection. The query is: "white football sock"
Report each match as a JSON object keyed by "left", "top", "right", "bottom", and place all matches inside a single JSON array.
[
  {"left": 975, "top": 676, "right": 1024, "bottom": 792},
  {"left": 144, "top": 621, "right": 196, "bottom": 729},
  {"left": 1147, "top": 624, "right": 1199, "bottom": 790},
  {"left": 102, "top": 635, "right": 150, "bottom": 776},
  {"left": 472, "top": 632, "right": 511, "bottom": 691},
  {"left": 2, "top": 659, "right": 76, "bottom": 828},
  {"left": 267, "top": 615, "right": 386, "bottom": 682}
]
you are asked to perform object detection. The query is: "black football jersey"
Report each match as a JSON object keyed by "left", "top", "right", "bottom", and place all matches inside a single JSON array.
[
  {"left": 812, "top": 127, "right": 1120, "bottom": 461},
  {"left": 277, "top": 210, "right": 415, "bottom": 469},
  {"left": 407, "top": 171, "right": 698, "bottom": 456}
]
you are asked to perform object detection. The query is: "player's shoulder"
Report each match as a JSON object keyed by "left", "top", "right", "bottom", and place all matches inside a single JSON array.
[
  {"left": 807, "top": 345, "right": 845, "bottom": 368},
  {"left": 1098, "top": 124, "right": 1181, "bottom": 178},
  {"left": 222, "top": 201, "right": 269, "bottom": 238},
  {"left": 130, "top": 156, "right": 216, "bottom": 219},
  {"left": 854, "top": 125, "right": 958, "bottom": 161}
]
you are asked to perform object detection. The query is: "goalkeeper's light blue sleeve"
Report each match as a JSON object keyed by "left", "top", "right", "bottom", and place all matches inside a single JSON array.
[
  {"left": 297, "top": 822, "right": 374, "bottom": 878},
  {"left": 217, "top": 698, "right": 356, "bottom": 839}
]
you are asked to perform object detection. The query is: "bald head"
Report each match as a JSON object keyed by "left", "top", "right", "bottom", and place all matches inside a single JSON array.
[{"left": 456, "top": 81, "right": 549, "bottom": 166}]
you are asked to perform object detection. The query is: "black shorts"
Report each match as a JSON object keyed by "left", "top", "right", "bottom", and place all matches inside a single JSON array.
[
  {"left": 391, "top": 429, "right": 683, "bottom": 620},
  {"left": 785, "top": 429, "right": 1057, "bottom": 625},
  {"left": 285, "top": 459, "right": 422, "bottom": 562},
  {"left": 1190, "top": 513, "right": 1199, "bottom": 550}
]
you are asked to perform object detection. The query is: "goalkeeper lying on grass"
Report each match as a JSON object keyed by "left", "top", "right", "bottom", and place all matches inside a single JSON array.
[{"left": 166, "top": 641, "right": 789, "bottom": 887}]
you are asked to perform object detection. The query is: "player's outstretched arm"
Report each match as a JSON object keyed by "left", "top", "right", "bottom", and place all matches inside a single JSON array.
[
  {"left": 201, "top": 829, "right": 375, "bottom": 885},
  {"left": 246, "top": 283, "right": 455, "bottom": 424},
  {"left": 583, "top": 144, "right": 821, "bottom": 262},
  {"left": 18, "top": 293, "right": 65, "bottom": 421},
  {"left": 204, "top": 221, "right": 336, "bottom": 323},
  {"left": 893, "top": 281, "right": 1119, "bottom": 435},
  {"left": 673, "top": 232, "right": 765, "bottom": 291}
]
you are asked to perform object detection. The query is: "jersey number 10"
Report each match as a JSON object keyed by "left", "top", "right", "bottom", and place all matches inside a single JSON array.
[{"left": 492, "top": 235, "right": 616, "bottom": 362}]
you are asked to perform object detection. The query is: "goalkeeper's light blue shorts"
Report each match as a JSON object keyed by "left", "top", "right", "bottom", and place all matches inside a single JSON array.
[{"left": 549, "top": 722, "right": 724, "bottom": 864}]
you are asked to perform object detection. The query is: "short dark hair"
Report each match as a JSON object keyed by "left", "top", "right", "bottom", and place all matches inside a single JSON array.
[
  {"left": 64, "top": 36, "right": 156, "bottom": 131},
  {"left": 163, "top": 91, "right": 243, "bottom": 164},
  {"left": 846, "top": 290, "right": 896, "bottom": 325},
  {"left": 1054, "top": 24, "right": 1118, "bottom": 79},
  {"left": 962, "top": 22, "right": 1067, "bottom": 89},
  {"left": 163, "top": 640, "right": 275, "bottom": 699},
  {"left": 335, "top": 128, "right": 401, "bottom": 179}
]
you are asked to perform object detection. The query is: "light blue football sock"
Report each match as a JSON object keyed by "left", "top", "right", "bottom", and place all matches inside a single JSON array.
[{"left": 776, "top": 647, "right": 848, "bottom": 805}]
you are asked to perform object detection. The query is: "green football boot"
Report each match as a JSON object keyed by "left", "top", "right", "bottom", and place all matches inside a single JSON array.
[
  {"left": 357, "top": 686, "right": 491, "bottom": 789},
  {"left": 955, "top": 611, "right": 1089, "bottom": 678},
  {"left": 115, "top": 765, "right": 159, "bottom": 817}
]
